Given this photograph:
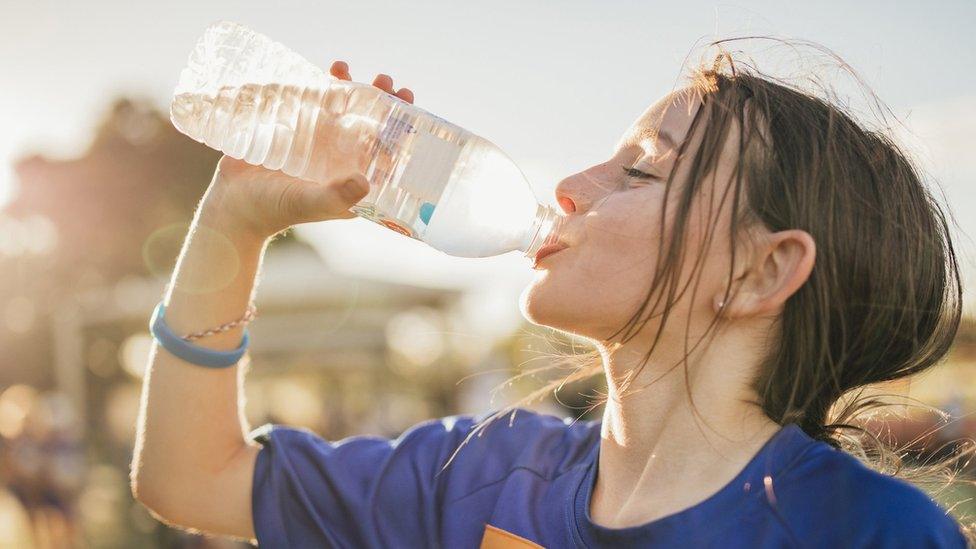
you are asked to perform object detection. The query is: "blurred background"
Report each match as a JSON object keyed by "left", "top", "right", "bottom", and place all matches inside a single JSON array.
[{"left": 1, "top": 0, "right": 974, "bottom": 547}]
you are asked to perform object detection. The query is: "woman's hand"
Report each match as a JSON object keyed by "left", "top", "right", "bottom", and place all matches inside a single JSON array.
[{"left": 200, "top": 61, "right": 415, "bottom": 240}]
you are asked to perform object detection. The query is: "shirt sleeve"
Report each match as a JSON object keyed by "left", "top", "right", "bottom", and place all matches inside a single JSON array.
[
  {"left": 772, "top": 449, "right": 969, "bottom": 549},
  {"left": 862, "top": 488, "right": 968, "bottom": 549},
  {"left": 248, "top": 415, "right": 478, "bottom": 549}
]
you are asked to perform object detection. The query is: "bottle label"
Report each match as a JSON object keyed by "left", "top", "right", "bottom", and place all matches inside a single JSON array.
[
  {"left": 350, "top": 203, "right": 417, "bottom": 238},
  {"left": 379, "top": 115, "right": 416, "bottom": 152},
  {"left": 362, "top": 100, "right": 465, "bottom": 241},
  {"left": 397, "top": 131, "right": 462, "bottom": 201},
  {"left": 381, "top": 219, "right": 414, "bottom": 237}
]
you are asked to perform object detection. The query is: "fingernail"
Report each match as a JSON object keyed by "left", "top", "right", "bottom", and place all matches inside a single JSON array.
[{"left": 343, "top": 178, "right": 368, "bottom": 196}]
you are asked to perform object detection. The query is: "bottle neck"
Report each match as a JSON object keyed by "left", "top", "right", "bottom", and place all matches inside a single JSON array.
[{"left": 520, "top": 203, "right": 563, "bottom": 259}]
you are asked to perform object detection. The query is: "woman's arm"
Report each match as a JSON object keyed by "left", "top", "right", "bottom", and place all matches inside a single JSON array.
[
  {"left": 130, "top": 179, "right": 270, "bottom": 540},
  {"left": 131, "top": 62, "right": 414, "bottom": 541}
]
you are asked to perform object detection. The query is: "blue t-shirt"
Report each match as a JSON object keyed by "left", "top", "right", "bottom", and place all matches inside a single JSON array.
[{"left": 249, "top": 408, "right": 966, "bottom": 548}]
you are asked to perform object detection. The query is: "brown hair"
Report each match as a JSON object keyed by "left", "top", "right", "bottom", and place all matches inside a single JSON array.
[{"left": 453, "top": 39, "right": 974, "bottom": 540}]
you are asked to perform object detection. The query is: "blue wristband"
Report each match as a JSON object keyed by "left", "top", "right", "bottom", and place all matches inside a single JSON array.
[{"left": 149, "top": 301, "right": 249, "bottom": 368}]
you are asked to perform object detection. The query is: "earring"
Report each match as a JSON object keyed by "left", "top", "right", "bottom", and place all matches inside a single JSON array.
[{"left": 717, "top": 299, "right": 726, "bottom": 309}]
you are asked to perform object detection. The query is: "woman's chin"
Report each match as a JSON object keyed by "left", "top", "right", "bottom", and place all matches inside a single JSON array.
[{"left": 519, "top": 279, "right": 567, "bottom": 328}]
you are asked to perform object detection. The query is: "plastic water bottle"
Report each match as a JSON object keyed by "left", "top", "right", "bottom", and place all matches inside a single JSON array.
[{"left": 170, "top": 21, "right": 563, "bottom": 259}]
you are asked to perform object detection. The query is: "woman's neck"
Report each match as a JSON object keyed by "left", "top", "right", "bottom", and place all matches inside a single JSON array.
[{"left": 589, "top": 332, "right": 781, "bottom": 528}]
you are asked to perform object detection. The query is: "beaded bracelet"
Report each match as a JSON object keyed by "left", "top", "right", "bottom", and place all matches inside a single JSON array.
[{"left": 183, "top": 302, "right": 257, "bottom": 341}]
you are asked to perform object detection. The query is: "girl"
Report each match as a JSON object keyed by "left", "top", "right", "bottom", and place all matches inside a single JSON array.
[{"left": 131, "top": 49, "right": 971, "bottom": 547}]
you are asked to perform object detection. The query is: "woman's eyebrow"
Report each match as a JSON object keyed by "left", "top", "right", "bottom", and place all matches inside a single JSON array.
[
  {"left": 656, "top": 130, "right": 678, "bottom": 151},
  {"left": 616, "top": 127, "right": 680, "bottom": 158},
  {"left": 634, "top": 127, "right": 679, "bottom": 154}
]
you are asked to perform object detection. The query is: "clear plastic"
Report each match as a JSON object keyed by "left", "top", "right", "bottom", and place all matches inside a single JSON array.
[{"left": 171, "top": 20, "right": 562, "bottom": 259}]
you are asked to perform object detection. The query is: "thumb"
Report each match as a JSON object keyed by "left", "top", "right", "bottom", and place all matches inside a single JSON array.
[{"left": 296, "top": 173, "right": 370, "bottom": 222}]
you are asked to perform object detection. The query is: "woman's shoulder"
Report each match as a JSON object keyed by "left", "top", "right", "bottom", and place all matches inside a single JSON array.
[
  {"left": 408, "top": 406, "right": 602, "bottom": 474},
  {"left": 772, "top": 437, "right": 966, "bottom": 547},
  {"left": 364, "top": 406, "right": 600, "bottom": 508},
  {"left": 248, "top": 408, "right": 600, "bottom": 547},
  {"left": 252, "top": 406, "right": 600, "bottom": 475}
]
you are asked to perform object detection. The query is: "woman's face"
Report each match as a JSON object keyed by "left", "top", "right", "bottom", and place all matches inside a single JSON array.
[{"left": 520, "top": 88, "right": 743, "bottom": 345}]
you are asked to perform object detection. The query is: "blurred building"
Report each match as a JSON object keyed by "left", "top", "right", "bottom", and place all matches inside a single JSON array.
[{"left": 63, "top": 240, "right": 467, "bottom": 441}]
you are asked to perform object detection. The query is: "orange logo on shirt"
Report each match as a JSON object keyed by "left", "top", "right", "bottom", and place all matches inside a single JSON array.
[{"left": 480, "top": 524, "right": 545, "bottom": 549}]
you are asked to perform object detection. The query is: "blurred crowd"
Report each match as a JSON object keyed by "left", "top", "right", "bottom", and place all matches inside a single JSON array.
[
  {"left": 0, "top": 384, "right": 251, "bottom": 548},
  {"left": 0, "top": 387, "right": 83, "bottom": 547}
]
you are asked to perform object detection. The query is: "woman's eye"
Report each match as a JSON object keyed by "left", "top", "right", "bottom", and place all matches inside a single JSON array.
[{"left": 620, "top": 165, "right": 659, "bottom": 180}]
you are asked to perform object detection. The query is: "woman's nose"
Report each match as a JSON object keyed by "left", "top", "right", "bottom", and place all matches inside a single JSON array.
[
  {"left": 557, "top": 196, "right": 577, "bottom": 213},
  {"left": 555, "top": 173, "right": 589, "bottom": 214},
  {"left": 555, "top": 168, "right": 612, "bottom": 214}
]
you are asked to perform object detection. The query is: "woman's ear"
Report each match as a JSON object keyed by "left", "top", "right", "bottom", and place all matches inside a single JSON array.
[{"left": 718, "top": 229, "right": 816, "bottom": 318}]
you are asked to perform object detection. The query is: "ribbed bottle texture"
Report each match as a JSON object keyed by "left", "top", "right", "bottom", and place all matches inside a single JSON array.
[
  {"left": 170, "top": 21, "right": 387, "bottom": 184},
  {"left": 171, "top": 21, "right": 563, "bottom": 259}
]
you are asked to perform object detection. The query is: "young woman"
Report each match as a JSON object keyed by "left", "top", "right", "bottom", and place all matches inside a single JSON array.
[{"left": 131, "top": 51, "right": 971, "bottom": 547}]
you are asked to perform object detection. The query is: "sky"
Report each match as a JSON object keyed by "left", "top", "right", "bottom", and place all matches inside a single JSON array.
[{"left": 2, "top": 0, "right": 975, "bottom": 315}]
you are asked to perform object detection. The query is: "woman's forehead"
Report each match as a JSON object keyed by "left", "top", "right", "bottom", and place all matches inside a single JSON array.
[{"left": 617, "top": 89, "right": 702, "bottom": 153}]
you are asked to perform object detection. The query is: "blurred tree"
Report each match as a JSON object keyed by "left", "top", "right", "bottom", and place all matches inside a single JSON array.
[
  {"left": 0, "top": 97, "right": 304, "bottom": 546},
  {"left": 0, "top": 97, "right": 295, "bottom": 385}
]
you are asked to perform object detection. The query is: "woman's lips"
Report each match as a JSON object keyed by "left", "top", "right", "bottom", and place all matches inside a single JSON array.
[{"left": 533, "top": 243, "right": 569, "bottom": 268}]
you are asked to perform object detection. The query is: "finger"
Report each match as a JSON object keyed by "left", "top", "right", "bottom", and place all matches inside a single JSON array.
[
  {"left": 372, "top": 73, "right": 394, "bottom": 94},
  {"left": 216, "top": 155, "right": 266, "bottom": 178},
  {"left": 217, "top": 155, "right": 248, "bottom": 172},
  {"left": 300, "top": 173, "right": 371, "bottom": 221},
  {"left": 330, "top": 60, "right": 351, "bottom": 80},
  {"left": 395, "top": 88, "right": 414, "bottom": 104}
]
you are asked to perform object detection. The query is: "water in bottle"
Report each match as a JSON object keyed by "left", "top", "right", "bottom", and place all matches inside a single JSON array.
[{"left": 171, "top": 21, "right": 562, "bottom": 259}]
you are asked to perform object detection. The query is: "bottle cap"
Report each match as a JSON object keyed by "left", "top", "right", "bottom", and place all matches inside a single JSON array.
[{"left": 521, "top": 204, "right": 563, "bottom": 259}]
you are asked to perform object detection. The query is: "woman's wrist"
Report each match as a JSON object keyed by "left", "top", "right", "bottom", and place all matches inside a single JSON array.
[
  {"left": 197, "top": 182, "right": 272, "bottom": 246},
  {"left": 164, "top": 199, "right": 268, "bottom": 351}
]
